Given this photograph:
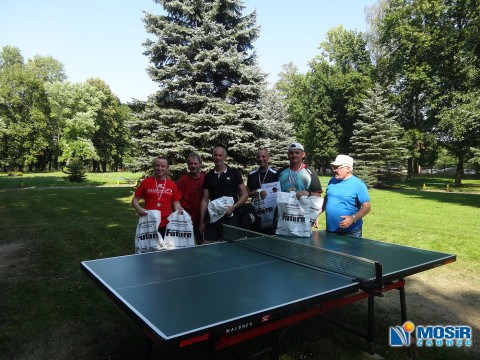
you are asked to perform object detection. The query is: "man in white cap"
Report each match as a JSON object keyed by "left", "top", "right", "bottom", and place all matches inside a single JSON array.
[
  {"left": 277, "top": 142, "right": 322, "bottom": 198},
  {"left": 322, "top": 154, "right": 371, "bottom": 237}
]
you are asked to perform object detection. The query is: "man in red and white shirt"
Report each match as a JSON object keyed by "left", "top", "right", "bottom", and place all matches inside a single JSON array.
[{"left": 132, "top": 157, "right": 182, "bottom": 238}]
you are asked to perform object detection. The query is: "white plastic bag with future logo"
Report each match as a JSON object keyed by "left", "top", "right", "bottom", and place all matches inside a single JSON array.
[
  {"left": 308, "top": 196, "right": 324, "bottom": 226},
  {"left": 207, "top": 196, "right": 234, "bottom": 223},
  {"left": 135, "top": 210, "right": 164, "bottom": 253},
  {"left": 164, "top": 210, "right": 195, "bottom": 249},
  {"left": 275, "top": 191, "right": 311, "bottom": 237}
]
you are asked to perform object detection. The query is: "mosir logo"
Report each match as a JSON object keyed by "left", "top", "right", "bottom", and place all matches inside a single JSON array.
[{"left": 389, "top": 321, "right": 472, "bottom": 347}]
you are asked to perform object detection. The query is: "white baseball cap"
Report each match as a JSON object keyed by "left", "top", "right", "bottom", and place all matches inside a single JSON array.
[
  {"left": 287, "top": 142, "right": 304, "bottom": 152},
  {"left": 331, "top": 155, "right": 354, "bottom": 167}
]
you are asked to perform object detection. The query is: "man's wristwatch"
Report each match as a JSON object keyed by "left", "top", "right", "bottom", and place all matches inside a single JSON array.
[{"left": 352, "top": 214, "right": 357, "bottom": 223}]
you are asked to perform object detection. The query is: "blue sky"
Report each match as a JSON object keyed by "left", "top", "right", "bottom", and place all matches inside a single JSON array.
[{"left": 0, "top": 0, "right": 376, "bottom": 103}]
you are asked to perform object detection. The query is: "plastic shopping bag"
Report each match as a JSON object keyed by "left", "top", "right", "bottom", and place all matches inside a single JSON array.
[
  {"left": 135, "top": 210, "right": 164, "bottom": 253},
  {"left": 275, "top": 191, "right": 311, "bottom": 237},
  {"left": 207, "top": 196, "right": 234, "bottom": 223},
  {"left": 164, "top": 210, "right": 195, "bottom": 249},
  {"left": 308, "top": 196, "right": 324, "bottom": 226}
]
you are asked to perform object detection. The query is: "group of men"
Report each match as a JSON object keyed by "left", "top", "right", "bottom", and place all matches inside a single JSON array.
[{"left": 132, "top": 142, "right": 371, "bottom": 244}]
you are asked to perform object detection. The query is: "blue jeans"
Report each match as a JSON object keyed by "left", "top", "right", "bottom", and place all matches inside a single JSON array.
[{"left": 329, "top": 227, "right": 363, "bottom": 238}]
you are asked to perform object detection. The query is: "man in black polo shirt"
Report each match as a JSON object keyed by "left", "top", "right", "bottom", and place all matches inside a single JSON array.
[
  {"left": 247, "top": 147, "right": 278, "bottom": 234},
  {"left": 247, "top": 147, "right": 278, "bottom": 198},
  {"left": 199, "top": 147, "right": 249, "bottom": 243}
]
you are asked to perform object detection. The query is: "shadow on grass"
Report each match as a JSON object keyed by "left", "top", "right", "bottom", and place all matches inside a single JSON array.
[{"left": 380, "top": 188, "right": 480, "bottom": 209}]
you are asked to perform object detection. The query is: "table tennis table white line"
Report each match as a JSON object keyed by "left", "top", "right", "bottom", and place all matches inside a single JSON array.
[
  {"left": 111, "top": 258, "right": 280, "bottom": 291},
  {"left": 82, "top": 255, "right": 361, "bottom": 340},
  {"left": 106, "top": 238, "right": 375, "bottom": 291},
  {"left": 82, "top": 238, "right": 369, "bottom": 292}
]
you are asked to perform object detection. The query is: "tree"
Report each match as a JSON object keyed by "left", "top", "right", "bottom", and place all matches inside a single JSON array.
[
  {"left": 86, "top": 78, "right": 122, "bottom": 172},
  {"left": 371, "top": 0, "right": 447, "bottom": 177},
  {"left": 467, "top": 147, "right": 480, "bottom": 174},
  {"left": 255, "top": 86, "right": 295, "bottom": 169},
  {"left": 351, "top": 84, "right": 407, "bottom": 187},
  {"left": 402, "top": 129, "right": 438, "bottom": 174},
  {"left": 63, "top": 156, "right": 87, "bottom": 182},
  {"left": 132, "top": 0, "right": 265, "bottom": 175},
  {"left": 1, "top": 46, "right": 130, "bottom": 172},
  {"left": 370, "top": 0, "right": 480, "bottom": 184},
  {"left": 437, "top": 91, "right": 480, "bottom": 185},
  {"left": 46, "top": 81, "right": 103, "bottom": 165},
  {"left": 277, "top": 27, "right": 373, "bottom": 172},
  {"left": 435, "top": 147, "right": 456, "bottom": 171},
  {"left": 318, "top": 27, "right": 373, "bottom": 156},
  {"left": 0, "top": 45, "right": 24, "bottom": 68},
  {"left": 0, "top": 47, "right": 50, "bottom": 171},
  {"left": 276, "top": 62, "right": 340, "bottom": 172},
  {"left": 113, "top": 104, "right": 134, "bottom": 171},
  {"left": 26, "top": 55, "right": 67, "bottom": 83}
]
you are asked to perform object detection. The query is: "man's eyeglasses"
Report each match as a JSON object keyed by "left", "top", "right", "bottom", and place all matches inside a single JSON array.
[{"left": 331, "top": 165, "right": 348, "bottom": 171}]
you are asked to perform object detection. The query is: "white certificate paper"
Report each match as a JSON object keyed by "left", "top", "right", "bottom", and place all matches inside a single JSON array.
[{"left": 252, "top": 181, "right": 280, "bottom": 228}]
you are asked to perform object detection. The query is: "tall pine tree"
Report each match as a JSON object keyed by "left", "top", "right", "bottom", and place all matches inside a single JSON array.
[
  {"left": 255, "top": 87, "right": 295, "bottom": 169},
  {"left": 351, "top": 84, "right": 407, "bottom": 187},
  {"left": 130, "top": 0, "right": 266, "bottom": 176}
]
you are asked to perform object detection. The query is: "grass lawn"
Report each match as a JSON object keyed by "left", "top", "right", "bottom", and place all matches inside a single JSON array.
[
  {"left": 0, "top": 171, "right": 141, "bottom": 189},
  {"left": 0, "top": 172, "right": 478, "bottom": 359}
]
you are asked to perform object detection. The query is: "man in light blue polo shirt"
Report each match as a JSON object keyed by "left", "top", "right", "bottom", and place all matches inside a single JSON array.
[{"left": 323, "top": 155, "right": 371, "bottom": 237}]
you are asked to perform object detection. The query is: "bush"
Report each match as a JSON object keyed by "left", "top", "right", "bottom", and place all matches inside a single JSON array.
[{"left": 63, "top": 158, "right": 87, "bottom": 183}]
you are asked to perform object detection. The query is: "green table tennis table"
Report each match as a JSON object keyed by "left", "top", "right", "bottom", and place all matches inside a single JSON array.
[{"left": 81, "top": 225, "right": 455, "bottom": 358}]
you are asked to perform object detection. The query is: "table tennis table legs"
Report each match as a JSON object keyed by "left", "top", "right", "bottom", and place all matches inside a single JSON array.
[
  {"left": 144, "top": 331, "right": 153, "bottom": 359},
  {"left": 321, "top": 279, "right": 407, "bottom": 355}
]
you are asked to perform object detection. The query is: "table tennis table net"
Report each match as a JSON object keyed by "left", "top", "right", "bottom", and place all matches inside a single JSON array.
[{"left": 223, "top": 225, "right": 381, "bottom": 285}]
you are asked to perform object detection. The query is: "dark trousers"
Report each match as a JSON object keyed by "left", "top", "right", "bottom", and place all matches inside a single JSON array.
[{"left": 204, "top": 212, "right": 240, "bottom": 242}]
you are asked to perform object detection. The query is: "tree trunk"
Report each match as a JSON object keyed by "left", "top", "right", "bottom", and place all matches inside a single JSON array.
[
  {"left": 454, "top": 158, "right": 464, "bottom": 186},
  {"left": 407, "top": 158, "right": 413, "bottom": 179}
]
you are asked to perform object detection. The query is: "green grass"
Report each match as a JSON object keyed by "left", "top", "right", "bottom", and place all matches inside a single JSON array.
[
  {"left": 383, "top": 175, "right": 480, "bottom": 193},
  {"left": 0, "top": 171, "right": 141, "bottom": 189},
  {"left": 0, "top": 173, "right": 478, "bottom": 359}
]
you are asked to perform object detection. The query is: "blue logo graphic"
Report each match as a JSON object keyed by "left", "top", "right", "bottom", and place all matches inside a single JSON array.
[
  {"left": 389, "top": 321, "right": 414, "bottom": 347},
  {"left": 389, "top": 322, "right": 472, "bottom": 348}
]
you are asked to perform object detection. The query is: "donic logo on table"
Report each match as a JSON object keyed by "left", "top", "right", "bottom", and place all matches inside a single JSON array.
[{"left": 389, "top": 321, "right": 472, "bottom": 347}]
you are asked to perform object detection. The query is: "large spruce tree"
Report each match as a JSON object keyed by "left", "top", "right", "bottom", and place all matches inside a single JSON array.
[
  {"left": 130, "top": 0, "right": 266, "bottom": 175},
  {"left": 351, "top": 84, "right": 407, "bottom": 187},
  {"left": 255, "top": 87, "right": 295, "bottom": 169}
]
